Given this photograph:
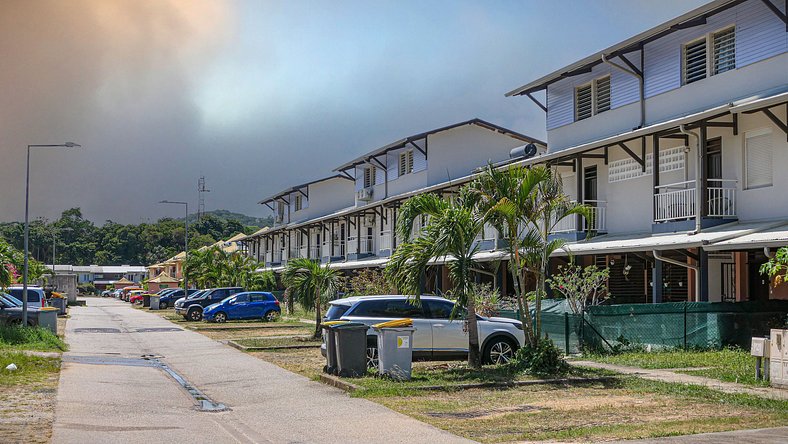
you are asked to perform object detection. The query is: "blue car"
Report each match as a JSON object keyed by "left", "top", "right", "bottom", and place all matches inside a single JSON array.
[{"left": 203, "top": 292, "right": 280, "bottom": 323}]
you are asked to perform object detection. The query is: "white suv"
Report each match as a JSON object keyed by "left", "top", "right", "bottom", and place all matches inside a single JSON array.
[{"left": 324, "top": 295, "right": 525, "bottom": 366}]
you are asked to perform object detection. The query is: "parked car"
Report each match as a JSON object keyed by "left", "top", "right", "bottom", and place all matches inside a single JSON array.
[
  {"left": 324, "top": 295, "right": 525, "bottom": 367},
  {"left": 174, "top": 287, "right": 243, "bottom": 321},
  {"left": 129, "top": 290, "right": 146, "bottom": 304},
  {"left": 0, "top": 292, "right": 39, "bottom": 326},
  {"left": 121, "top": 287, "right": 143, "bottom": 302},
  {"left": 7, "top": 286, "right": 47, "bottom": 309},
  {"left": 203, "top": 292, "right": 280, "bottom": 323},
  {"left": 158, "top": 288, "right": 199, "bottom": 309}
]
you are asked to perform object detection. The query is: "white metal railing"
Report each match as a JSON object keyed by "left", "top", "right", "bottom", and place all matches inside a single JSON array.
[
  {"left": 583, "top": 200, "right": 607, "bottom": 232},
  {"left": 265, "top": 251, "right": 273, "bottom": 263},
  {"left": 550, "top": 215, "right": 578, "bottom": 233},
  {"left": 322, "top": 240, "right": 345, "bottom": 257},
  {"left": 654, "top": 180, "right": 697, "bottom": 222},
  {"left": 347, "top": 235, "right": 375, "bottom": 255},
  {"left": 379, "top": 230, "right": 392, "bottom": 251},
  {"left": 654, "top": 179, "right": 736, "bottom": 222},
  {"left": 309, "top": 245, "right": 320, "bottom": 259},
  {"left": 707, "top": 179, "right": 737, "bottom": 218},
  {"left": 272, "top": 250, "right": 282, "bottom": 263}
]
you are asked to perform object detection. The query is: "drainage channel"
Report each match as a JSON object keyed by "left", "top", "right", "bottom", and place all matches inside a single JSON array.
[{"left": 63, "top": 354, "right": 229, "bottom": 412}]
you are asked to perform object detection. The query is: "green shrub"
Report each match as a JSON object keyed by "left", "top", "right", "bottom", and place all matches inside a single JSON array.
[
  {"left": 0, "top": 324, "right": 67, "bottom": 351},
  {"left": 507, "top": 338, "right": 569, "bottom": 376}
]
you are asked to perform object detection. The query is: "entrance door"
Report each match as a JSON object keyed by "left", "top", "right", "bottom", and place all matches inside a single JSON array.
[{"left": 706, "top": 138, "right": 722, "bottom": 186}]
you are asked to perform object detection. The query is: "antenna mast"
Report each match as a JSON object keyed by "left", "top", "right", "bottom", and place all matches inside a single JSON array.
[{"left": 197, "top": 176, "right": 210, "bottom": 222}]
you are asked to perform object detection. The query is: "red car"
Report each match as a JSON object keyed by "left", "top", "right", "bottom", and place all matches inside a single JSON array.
[{"left": 129, "top": 291, "right": 147, "bottom": 305}]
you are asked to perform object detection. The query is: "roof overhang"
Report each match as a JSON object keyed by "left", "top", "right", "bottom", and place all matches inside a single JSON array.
[
  {"left": 333, "top": 118, "right": 544, "bottom": 173},
  {"left": 506, "top": 0, "right": 742, "bottom": 97}
]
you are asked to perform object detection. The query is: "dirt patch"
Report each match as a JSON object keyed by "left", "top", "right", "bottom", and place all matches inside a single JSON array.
[
  {"left": 427, "top": 404, "right": 540, "bottom": 419},
  {"left": 0, "top": 366, "right": 59, "bottom": 443},
  {"left": 197, "top": 325, "right": 313, "bottom": 341},
  {"left": 249, "top": 347, "right": 325, "bottom": 380}
]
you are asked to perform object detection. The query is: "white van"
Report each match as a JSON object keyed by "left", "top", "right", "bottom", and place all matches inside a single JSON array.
[{"left": 7, "top": 286, "right": 47, "bottom": 309}]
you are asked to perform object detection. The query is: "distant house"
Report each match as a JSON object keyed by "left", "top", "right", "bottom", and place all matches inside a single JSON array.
[{"left": 49, "top": 264, "right": 148, "bottom": 290}]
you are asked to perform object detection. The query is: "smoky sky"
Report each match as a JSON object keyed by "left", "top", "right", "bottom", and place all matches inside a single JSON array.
[{"left": 0, "top": 0, "right": 708, "bottom": 224}]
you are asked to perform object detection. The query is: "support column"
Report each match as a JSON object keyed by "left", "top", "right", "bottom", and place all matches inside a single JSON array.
[
  {"left": 698, "top": 248, "right": 709, "bottom": 302},
  {"left": 576, "top": 156, "right": 584, "bottom": 230},
  {"left": 734, "top": 252, "right": 749, "bottom": 301},
  {"left": 700, "top": 124, "right": 708, "bottom": 218},
  {"left": 652, "top": 134, "right": 660, "bottom": 223},
  {"left": 652, "top": 259, "right": 663, "bottom": 303}
]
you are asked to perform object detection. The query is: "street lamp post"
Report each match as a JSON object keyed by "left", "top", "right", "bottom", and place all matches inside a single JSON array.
[
  {"left": 159, "top": 200, "right": 189, "bottom": 292},
  {"left": 23, "top": 142, "right": 81, "bottom": 325}
]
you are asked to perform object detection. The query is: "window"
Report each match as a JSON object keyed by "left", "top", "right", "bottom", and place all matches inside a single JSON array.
[
  {"left": 683, "top": 26, "right": 736, "bottom": 84},
  {"left": 575, "top": 76, "right": 610, "bottom": 121},
  {"left": 351, "top": 299, "right": 424, "bottom": 318},
  {"left": 745, "top": 129, "right": 773, "bottom": 189},
  {"left": 294, "top": 194, "right": 302, "bottom": 211},
  {"left": 399, "top": 150, "right": 414, "bottom": 176},
  {"left": 363, "top": 166, "right": 376, "bottom": 188}
]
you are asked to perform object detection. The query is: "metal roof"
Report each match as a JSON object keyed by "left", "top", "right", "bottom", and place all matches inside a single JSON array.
[
  {"left": 257, "top": 174, "right": 351, "bottom": 206},
  {"left": 505, "top": 0, "right": 741, "bottom": 96},
  {"left": 333, "top": 118, "right": 545, "bottom": 172}
]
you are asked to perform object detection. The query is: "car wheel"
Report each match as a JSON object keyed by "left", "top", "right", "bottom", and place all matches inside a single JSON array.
[
  {"left": 214, "top": 312, "right": 227, "bottom": 323},
  {"left": 263, "top": 310, "right": 279, "bottom": 322},
  {"left": 187, "top": 307, "right": 203, "bottom": 322},
  {"left": 159, "top": 301, "right": 167, "bottom": 309},
  {"left": 366, "top": 337, "right": 379, "bottom": 370},
  {"left": 484, "top": 337, "right": 517, "bottom": 365}
]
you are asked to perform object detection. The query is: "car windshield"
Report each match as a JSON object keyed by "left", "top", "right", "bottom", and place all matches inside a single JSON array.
[
  {"left": 325, "top": 303, "right": 351, "bottom": 320},
  {"left": 187, "top": 290, "right": 206, "bottom": 300},
  {"left": 0, "top": 293, "right": 21, "bottom": 307}
]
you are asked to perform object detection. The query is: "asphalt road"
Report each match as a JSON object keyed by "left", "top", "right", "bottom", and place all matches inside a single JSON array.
[{"left": 51, "top": 298, "right": 472, "bottom": 444}]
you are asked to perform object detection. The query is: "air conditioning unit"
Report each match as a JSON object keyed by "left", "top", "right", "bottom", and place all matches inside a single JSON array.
[{"left": 357, "top": 187, "right": 374, "bottom": 201}]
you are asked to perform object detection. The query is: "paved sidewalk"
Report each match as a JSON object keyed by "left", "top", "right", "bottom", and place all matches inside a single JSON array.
[
  {"left": 620, "top": 426, "right": 788, "bottom": 443},
  {"left": 571, "top": 360, "right": 788, "bottom": 400},
  {"left": 52, "top": 298, "right": 473, "bottom": 444}
]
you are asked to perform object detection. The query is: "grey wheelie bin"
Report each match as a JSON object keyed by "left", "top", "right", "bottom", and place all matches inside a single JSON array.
[
  {"left": 149, "top": 295, "right": 160, "bottom": 310},
  {"left": 333, "top": 322, "right": 368, "bottom": 377},
  {"left": 321, "top": 321, "right": 348, "bottom": 375},
  {"left": 373, "top": 321, "right": 416, "bottom": 380},
  {"left": 143, "top": 294, "right": 151, "bottom": 308}
]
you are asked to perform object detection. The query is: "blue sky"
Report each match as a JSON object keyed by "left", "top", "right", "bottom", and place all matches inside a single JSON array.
[{"left": 0, "top": 0, "right": 709, "bottom": 223}]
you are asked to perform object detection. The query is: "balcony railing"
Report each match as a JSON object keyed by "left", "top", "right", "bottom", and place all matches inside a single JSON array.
[
  {"left": 654, "top": 179, "right": 736, "bottom": 222},
  {"left": 379, "top": 230, "right": 392, "bottom": 251},
  {"left": 309, "top": 245, "right": 321, "bottom": 259},
  {"left": 550, "top": 200, "right": 607, "bottom": 233},
  {"left": 322, "top": 240, "right": 345, "bottom": 257},
  {"left": 347, "top": 235, "right": 375, "bottom": 255}
]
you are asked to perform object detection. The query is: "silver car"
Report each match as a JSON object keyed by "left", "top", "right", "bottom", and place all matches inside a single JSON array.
[{"left": 324, "top": 295, "right": 525, "bottom": 366}]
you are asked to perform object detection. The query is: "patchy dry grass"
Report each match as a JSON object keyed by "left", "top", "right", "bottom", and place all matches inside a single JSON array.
[
  {"left": 367, "top": 377, "right": 788, "bottom": 443},
  {"left": 250, "top": 347, "right": 326, "bottom": 380},
  {"left": 233, "top": 336, "right": 321, "bottom": 348}
]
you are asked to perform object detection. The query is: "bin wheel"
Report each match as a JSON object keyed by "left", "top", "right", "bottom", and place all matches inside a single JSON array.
[
  {"left": 187, "top": 307, "right": 203, "bottom": 322},
  {"left": 159, "top": 301, "right": 167, "bottom": 309},
  {"left": 214, "top": 312, "right": 227, "bottom": 323},
  {"left": 366, "top": 338, "right": 379, "bottom": 369},
  {"left": 263, "top": 310, "right": 279, "bottom": 322},
  {"left": 483, "top": 337, "right": 517, "bottom": 365}
]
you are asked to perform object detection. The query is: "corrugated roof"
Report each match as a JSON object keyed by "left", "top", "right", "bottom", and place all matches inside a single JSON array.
[{"left": 258, "top": 174, "right": 352, "bottom": 206}]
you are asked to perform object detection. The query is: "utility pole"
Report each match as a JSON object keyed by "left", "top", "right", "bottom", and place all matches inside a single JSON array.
[{"left": 197, "top": 176, "right": 210, "bottom": 223}]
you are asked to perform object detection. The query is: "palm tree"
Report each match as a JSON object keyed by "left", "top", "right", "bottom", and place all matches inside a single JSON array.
[
  {"left": 283, "top": 258, "right": 342, "bottom": 338},
  {"left": 385, "top": 186, "right": 486, "bottom": 369},
  {"left": 472, "top": 165, "right": 589, "bottom": 343},
  {"left": 471, "top": 164, "right": 548, "bottom": 346}
]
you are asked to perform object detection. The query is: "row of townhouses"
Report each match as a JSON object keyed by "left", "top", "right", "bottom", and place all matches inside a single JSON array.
[
  {"left": 241, "top": 0, "right": 788, "bottom": 305},
  {"left": 48, "top": 264, "right": 148, "bottom": 290}
]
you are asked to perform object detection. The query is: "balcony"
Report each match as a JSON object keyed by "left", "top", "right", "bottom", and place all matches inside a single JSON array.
[
  {"left": 653, "top": 179, "right": 736, "bottom": 232},
  {"left": 379, "top": 230, "right": 393, "bottom": 256},
  {"left": 321, "top": 240, "right": 345, "bottom": 263},
  {"left": 549, "top": 200, "right": 607, "bottom": 240},
  {"left": 347, "top": 235, "right": 375, "bottom": 260}
]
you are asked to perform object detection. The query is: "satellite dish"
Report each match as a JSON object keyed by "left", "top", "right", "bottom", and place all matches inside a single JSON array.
[{"left": 509, "top": 143, "right": 539, "bottom": 159}]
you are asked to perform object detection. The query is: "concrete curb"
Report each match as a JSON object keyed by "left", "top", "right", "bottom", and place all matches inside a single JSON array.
[
  {"left": 226, "top": 340, "right": 321, "bottom": 352},
  {"left": 187, "top": 324, "right": 307, "bottom": 331},
  {"left": 319, "top": 374, "right": 363, "bottom": 393}
]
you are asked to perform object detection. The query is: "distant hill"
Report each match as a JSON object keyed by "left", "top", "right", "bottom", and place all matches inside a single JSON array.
[{"left": 182, "top": 210, "right": 273, "bottom": 229}]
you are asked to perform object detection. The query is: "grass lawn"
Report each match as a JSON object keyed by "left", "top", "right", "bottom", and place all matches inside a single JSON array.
[
  {"left": 363, "top": 376, "right": 788, "bottom": 443},
  {"left": 580, "top": 348, "right": 767, "bottom": 386},
  {"left": 233, "top": 336, "right": 321, "bottom": 348},
  {"left": 0, "top": 325, "right": 65, "bottom": 443}
]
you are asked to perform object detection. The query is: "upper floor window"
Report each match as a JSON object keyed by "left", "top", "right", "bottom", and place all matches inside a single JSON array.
[
  {"left": 294, "top": 194, "right": 303, "bottom": 211},
  {"left": 399, "top": 150, "right": 414, "bottom": 176},
  {"left": 363, "top": 166, "right": 376, "bottom": 188},
  {"left": 683, "top": 26, "right": 735, "bottom": 85},
  {"left": 575, "top": 76, "right": 610, "bottom": 121}
]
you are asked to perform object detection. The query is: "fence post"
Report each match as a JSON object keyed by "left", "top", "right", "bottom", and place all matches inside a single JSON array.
[
  {"left": 580, "top": 309, "right": 585, "bottom": 351},
  {"left": 683, "top": 301, "right": 688, "bottom": 350},
  {"left": 564, "top": 312, "right": 570, "bottom": 355}
]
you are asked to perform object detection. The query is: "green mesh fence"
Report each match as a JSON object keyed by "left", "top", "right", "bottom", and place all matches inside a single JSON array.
[{"left": 499, "top": 300, "right": 788, "bottom": 353}]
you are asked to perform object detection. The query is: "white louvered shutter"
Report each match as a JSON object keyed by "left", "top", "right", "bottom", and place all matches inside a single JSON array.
[
  {"left": 399, "top": 152, "right": 407, "bottom": 176},
  {"left": 595, "top": 76, "right": 611, "bottom": 114},
  {"left": 684, "top": 38, "right": 707, "bottom": 84},
  {"left": 575, "top": 84, "right": 593, "bottom": 121},
  {"left": 407, "top": 150, "right": 414, "bottom": 173},
  {"left": 745, "top": 130, "right": 772, "bottom": 189},
  {"left": 713, "top": 27, "right": 735, "bottom": 75}
]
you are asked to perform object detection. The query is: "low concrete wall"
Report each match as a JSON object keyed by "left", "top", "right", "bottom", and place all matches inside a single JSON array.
[{"left": 49, "top": 274, "right": 78, "bottom": 303}]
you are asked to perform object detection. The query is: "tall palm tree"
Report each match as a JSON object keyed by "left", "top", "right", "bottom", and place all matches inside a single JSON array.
[
  {"left": 283, "top": 258, "right": 342, "bottom": 338},
  {"left": 386, "top": 186, "right": 486, "bottom": 369},
  {"left": 472, "top": 165, "right": 589, "bottom": 343},
  {"left": 471, "top": 164, "right": 548, "bottom": 346}
]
